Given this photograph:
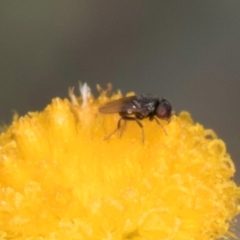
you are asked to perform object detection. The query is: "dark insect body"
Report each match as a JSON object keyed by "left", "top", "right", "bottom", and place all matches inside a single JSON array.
[{"left": 99, "top": 94, "right": 172, "bottom": 142}]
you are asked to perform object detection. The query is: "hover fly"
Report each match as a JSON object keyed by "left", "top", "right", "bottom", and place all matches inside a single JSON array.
[{"left": 99, "top": 94, "right": 172, "bottom": 142}]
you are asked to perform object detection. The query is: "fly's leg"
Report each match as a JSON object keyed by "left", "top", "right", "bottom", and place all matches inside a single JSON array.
[
  {"left": 154, "top": 117, "right": 168, "bottom": 135},
  {"left": 121, "top": 116, "right": 145, "bottom": 143},
  {"left": 104, "top": 115, "right": 144, "bottom": 143},
  {"left": 119, "top": 119, "right": 127, "bottom": 138},
  {"left": 104, "top": 117, "right": 125, "bottom": 140}
]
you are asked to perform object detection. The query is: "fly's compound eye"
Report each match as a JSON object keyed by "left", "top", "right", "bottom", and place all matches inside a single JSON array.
[{"left": 156, "top": 99, "right": 172, "bottom": 120}]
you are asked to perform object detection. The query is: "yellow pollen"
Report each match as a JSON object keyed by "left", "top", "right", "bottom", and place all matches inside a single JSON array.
[{"left": 0, "top": 84, "right": 239, "bottom": 239}]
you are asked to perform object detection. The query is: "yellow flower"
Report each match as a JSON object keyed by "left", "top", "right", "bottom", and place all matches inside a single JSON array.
[{"left": 0, "top": 83, "right": 239, "bottom": 240}]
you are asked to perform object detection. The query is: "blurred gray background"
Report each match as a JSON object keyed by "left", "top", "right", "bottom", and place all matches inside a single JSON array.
[{"left": 0, "top": 1, "right": 239, "bottom": 236}]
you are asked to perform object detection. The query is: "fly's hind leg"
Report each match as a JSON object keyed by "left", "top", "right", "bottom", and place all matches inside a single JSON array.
[
  {"left": 119, "top": 119, "right": 127, "bottom": 138},
  {"left": 121, "top": 116, "right": 145, "bottom": 143},
  {"left": 104, "top": 117, "right": 125, "bottom": 140},
  {"left": 104, "top": 115, "right": 145, "bottom": 142}
]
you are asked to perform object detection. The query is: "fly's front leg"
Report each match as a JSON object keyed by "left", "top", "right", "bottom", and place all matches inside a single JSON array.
[{"left": 154, "top": 117, "right": 167, "bottom": 135}]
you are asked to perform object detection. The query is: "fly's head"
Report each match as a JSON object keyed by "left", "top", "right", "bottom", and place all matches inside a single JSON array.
[{"left": 155, "top": 99, "right": 172, "bottom": 121}]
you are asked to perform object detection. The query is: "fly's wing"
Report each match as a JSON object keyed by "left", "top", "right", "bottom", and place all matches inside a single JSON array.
[{"left": 99, "top": 95, "right": 137, "bottom": 114}]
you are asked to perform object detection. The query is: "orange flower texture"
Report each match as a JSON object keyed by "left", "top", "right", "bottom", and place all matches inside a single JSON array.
[{"left": 0, "top": 83, "right": 239, "bottom": 240}]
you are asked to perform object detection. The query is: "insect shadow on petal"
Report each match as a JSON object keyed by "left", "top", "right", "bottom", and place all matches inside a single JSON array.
[{"left": 99, "top": 94, "right": 172, "bottom": 142}]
